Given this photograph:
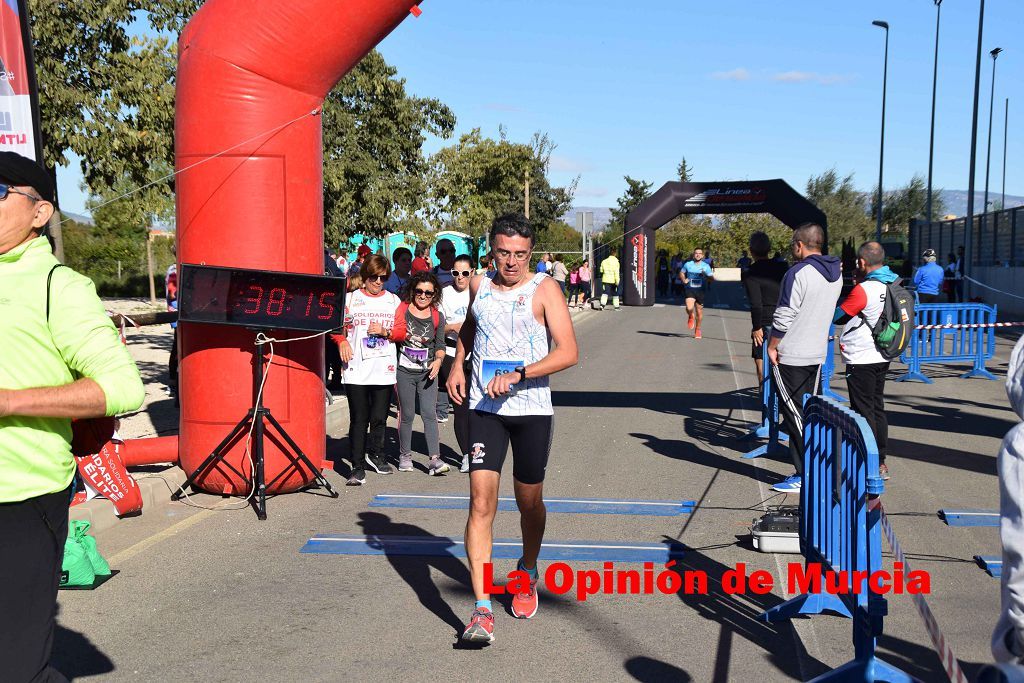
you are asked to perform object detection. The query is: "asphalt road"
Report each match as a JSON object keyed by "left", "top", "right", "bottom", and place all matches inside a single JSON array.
[{"left": 55, "top": 283, "right": 1019, "bottom": 682}]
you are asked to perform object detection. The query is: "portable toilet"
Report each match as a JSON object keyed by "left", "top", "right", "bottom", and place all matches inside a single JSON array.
[{"left": 432, "top": 230, "right": 474, "bottom": 263}]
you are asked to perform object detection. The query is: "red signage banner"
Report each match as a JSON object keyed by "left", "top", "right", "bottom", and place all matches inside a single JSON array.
[{"left": 0, "top": 0, "right": 41, "bottom": 159}]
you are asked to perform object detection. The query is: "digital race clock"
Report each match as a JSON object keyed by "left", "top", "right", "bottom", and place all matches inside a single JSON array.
[{"left": 178, "top": 264, "right": 345, "bottom": 333}]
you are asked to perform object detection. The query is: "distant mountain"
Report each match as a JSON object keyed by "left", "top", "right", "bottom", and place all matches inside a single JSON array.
[{"left": 934, "top": 190, "right": 1023, "bottom": 218}]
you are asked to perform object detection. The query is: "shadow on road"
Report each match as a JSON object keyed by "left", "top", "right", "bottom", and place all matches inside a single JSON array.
[
  {"left": 667, "top": 542, "right": 830, "bottom": 681},
  {"left": 357, "top": 511, "right": 472, "bottom": 637},
  {"left": 52, "top": 619, "right": 115, "bottom": 681},
  {"left": 630, "top": 432, "right": 785, "bottom": 486},
  {"left": 624, "top": 655, "right": 692, "bottom": 682}
]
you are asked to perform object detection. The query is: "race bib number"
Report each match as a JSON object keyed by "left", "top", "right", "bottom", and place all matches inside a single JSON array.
[
  {"left": 362, "top": 336, "right": 392, "bottom": 360},
  {"left": 480, "top": 358, "right": 524, "bottom": 386},
  {"left": 402, "top": 347, "right": 429, "bottom": 364},
  {"left": 688, "top": 274, "right": 703, "bottom": 288}
]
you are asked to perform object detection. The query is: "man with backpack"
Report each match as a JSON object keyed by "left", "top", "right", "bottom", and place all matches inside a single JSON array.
[{"left": 833, "top": 241, "right": 913, "bottom": 481}]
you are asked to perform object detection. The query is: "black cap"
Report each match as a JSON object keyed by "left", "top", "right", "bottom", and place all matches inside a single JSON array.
[{"left": 0, "top": 151, "right": 54, "bottom": 202}]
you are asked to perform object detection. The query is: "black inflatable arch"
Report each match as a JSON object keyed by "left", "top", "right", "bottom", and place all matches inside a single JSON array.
[{"left": 621, "top": 179, "right": 827, "bottom": 306}]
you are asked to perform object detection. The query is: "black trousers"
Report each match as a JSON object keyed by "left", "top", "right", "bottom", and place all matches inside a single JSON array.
[
  {"left": 919, "top": 293, "right": 942, "bottom": 304},
  {"left": 438, "top": 355, "right": 471, "bottom": 457},
  {"left": 845, "top": 362, "right": 890, "bottom": 465},
  {"left": 772, "top": 363, "right": 821, "bottom": 474},
  {"left": 325, "top": 341, "right": 342, "bottom": 388},
  {"left": 0, "top": 488, "right": 71, "bottom": 683},
  {"left": 345, "top": 383, "right": 392, "bottom": 470}
]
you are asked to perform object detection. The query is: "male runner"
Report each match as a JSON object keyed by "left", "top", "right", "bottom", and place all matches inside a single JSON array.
[
  {"left": 681, "top": 248, "right": 714, "bottom": 339},
  {"left": 447, "top": 213, "right": 578, "bottom": 643}
]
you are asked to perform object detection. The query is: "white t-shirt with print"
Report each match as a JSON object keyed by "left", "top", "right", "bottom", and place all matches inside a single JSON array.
[
  {"left": 343, "top": 288, "right": 399, "bottom": 386},
  {"left": 440, "top": 284, "right": 471, "bottom": 356}
]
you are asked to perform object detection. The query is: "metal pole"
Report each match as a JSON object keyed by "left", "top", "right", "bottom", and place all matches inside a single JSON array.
[
  {"left": 926, "top": 1, "right": 942, "bottom": 225},
  {"left": 1002, "top": 97, "right": 1009, "bottom": 210},
  {"left": 873, "top": 21, "right": 889, "bottom": 241},
  {"left": 983, "top": 48, "right": 1002, "bottom": 215},
  {"left": 964, "top": 0, "right": 986, "bottom": 288}
]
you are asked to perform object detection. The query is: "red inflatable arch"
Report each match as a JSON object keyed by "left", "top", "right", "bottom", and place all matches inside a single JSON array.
[{"left": 167, "top": 0, "right": 423, "bottom": 494}]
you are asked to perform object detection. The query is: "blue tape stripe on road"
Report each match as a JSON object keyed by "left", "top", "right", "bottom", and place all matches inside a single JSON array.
[
  {"left": 368, "top": 494, "right": 695, "bottom": 516},
  {"left": 974, "top": 555, "right": 1002, "bottom": 578},
  {"left": 939, "top": 509, "right": 999, "bottom": 527},
  {"left": 301, "top": 534, "right": 686, "bottom": 563}
]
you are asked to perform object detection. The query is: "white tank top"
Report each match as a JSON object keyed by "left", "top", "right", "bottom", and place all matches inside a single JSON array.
[
  {"left": 470, "top": 273, "right": 552, "bottom": 416},
  {"left": 343, "top": 288, "right": 399, "bottom": 386}
]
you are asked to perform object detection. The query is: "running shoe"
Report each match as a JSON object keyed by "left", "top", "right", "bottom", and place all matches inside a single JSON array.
[
  {"left": 398, "top": 453, "right": 414, "bottom": 472},
  {"left": 771, "top": 474, "right": 802, "bottom": 493},
  {"left": 511, "top": 575, "right": 539, "bottom": 619},
  {"left": 687, "top": 313, "right": 695, "bottom": 330},
  {"left": 879, "top": 463, "right": 891, "bottom": 480},
  {"left": 346, "top": 469, "right": 366, "bottom": 486},
  {"left": 695, "top": 329, "right": 702, "bottom": 339},
  {"left": 462, "top": 608, "right": 495, "bottom": 643},
  {"left": 428, "top": 456, "right": 450, "bottom": 476},
  {"left": 460, "top": 454, "right": 470, "bottom": 474},
  {"left": 365, "top": 453, "right": 393, "bottom": 475},
  {"left": 437, "top": 415, "right": 449, "bottom": 423}
]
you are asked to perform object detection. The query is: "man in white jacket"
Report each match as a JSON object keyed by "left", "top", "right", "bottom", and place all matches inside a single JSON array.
[{"left": 994, "top": 335, "right": 1024, "bottom": 663}]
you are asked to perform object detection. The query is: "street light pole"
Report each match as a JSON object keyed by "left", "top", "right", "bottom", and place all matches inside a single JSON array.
[
  {"left": 1003, "top": 97, "right": 1009, "bottom": 210},
  {"left": 964, "top": 0, "right": 986, "bottom": 286},
  {"left": 926, "top": 0, "right": 942, "bottom": 226},
  {"left": 983, "top": 47, "right": 1003, "bottom": 214},
  {"left": 873, "top": 20, "right": 889, "bottom": 241}
]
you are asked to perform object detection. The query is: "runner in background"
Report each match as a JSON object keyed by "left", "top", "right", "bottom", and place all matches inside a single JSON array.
[
  {"left": 681, "top": 248, "right": 714, "bottom": 339},
  {"left": 599, "top": 249, "right": 620, "bottom": 310},
  {"left": 385, "top": 247, "right": 412, "bottom": 297},
  {"left": 447, "top": 213, "right": 578, "bottom": 643}
]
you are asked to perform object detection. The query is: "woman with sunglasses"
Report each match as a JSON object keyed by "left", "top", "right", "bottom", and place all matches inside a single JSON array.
[
  {"left": 391, "top": 271, "right": 450, "bottom": 476},
  {"left": 335, "top": 254, "right": 399, "bottom": 485}
]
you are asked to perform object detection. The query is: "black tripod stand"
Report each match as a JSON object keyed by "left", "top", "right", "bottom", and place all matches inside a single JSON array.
[{"left": 172, "top": 336, "right": 339, "bottom": 519}]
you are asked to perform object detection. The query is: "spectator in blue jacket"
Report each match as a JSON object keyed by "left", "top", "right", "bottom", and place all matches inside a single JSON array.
[{"left": 912, "top": 248, "right": 945, "bottom": 304}]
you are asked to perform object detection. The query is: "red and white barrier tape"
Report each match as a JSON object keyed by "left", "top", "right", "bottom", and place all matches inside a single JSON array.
[
  {"left": 915, "top": 321, "right": 1024, "bottom": 330},
  {"left": 875, "top": 499, "right": 968, "bottom": 683}
]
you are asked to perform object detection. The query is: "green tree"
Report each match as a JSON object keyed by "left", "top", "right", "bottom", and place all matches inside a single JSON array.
[
  {"left": 428, "top": 128, "right": 575, "bottom": 239},
  {"left": 806, "top": 169, "right": 873, "bottom": 251},
  {"left": 323, "top": 50, "right": 455, "bottom": 243},
  {"left": 677, "top": 157, "right": 693, "bottom": 183},
  {"left": 871, "top": 174, "right": 946, "bottom": 235}
]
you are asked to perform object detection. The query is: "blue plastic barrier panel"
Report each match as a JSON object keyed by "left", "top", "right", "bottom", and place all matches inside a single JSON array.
[
  {"left": 974, "top": 555, "right": 1002, "bottom": 578},
  {"left": 369, "top": 494, "right": 695, "bottom": 516},
  {"left": 301, "top": 535, "right": 686, "bottom": 563},
  {"left": 939, "top": 509, "right": 1000, "bottom": 527}
]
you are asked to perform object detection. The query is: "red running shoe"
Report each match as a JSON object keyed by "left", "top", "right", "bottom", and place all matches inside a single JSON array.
[
  {"left": 695, "top": 329, "right": 703, "bottom": 339},
  {"left": 462, "top": 608, "right": 495, "bottom": 643},
  {"left": 511, "top": 577, "right": 539, "bottom": 619},
  {"left": 687, "top": 312, "right": 695, "bottom": 330}
]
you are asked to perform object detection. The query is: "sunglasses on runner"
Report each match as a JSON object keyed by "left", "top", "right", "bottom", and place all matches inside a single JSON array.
[
  {"left": 0, "top": 183, "right": 43, "bottom": 202},
  {"left": 450, "top": 270, "right": 472, "bottom": 278},
  {"left": 364, "top": 274, "right": 387, "bottom": 282},
  {"left": 414, "top": 288, "right": 435, "bottom": 297}
]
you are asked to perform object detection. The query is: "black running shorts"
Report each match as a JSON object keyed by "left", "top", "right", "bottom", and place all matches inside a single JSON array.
[
  {"left": 684, "top": 287, "right": 705, "bottom": 306},
  {"left": 468, "top": 410, "right": 554, "bottom": 484}
]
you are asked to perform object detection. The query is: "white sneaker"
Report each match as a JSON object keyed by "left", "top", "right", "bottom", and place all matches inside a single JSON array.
[{"left": 460, "top": 454, "right": 470, "bottom": 473}]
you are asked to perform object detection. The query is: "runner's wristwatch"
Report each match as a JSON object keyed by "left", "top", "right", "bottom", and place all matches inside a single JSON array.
[{"left": 514, "top": 366, "right": 527, "bottom": 384}]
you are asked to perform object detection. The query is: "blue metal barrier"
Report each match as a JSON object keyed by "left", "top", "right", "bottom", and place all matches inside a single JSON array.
[
  {"left": 742, "top": 335, "right": 789, "bottom": 459},
  {"left": 760, "top": 396, "right": 910, "bottom": 682},
  {"left": 821, "top": 326, "right": 847, "bottom": 402},
  {"left": 896, "top": 303, "right": 998, "bottom": 383}
]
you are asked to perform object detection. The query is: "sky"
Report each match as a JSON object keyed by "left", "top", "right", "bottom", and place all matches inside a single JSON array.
[{"left": 55, "top": 0, "right": 1024, "bottom": 216}]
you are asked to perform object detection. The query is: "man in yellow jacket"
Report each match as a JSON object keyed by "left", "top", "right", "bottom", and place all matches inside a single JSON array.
[
  {"left": 0, "top": 152, "right": 144, "bottom": 682},
  {"left": 599, "top": 250, "right": 621, "bottom": 310}
]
